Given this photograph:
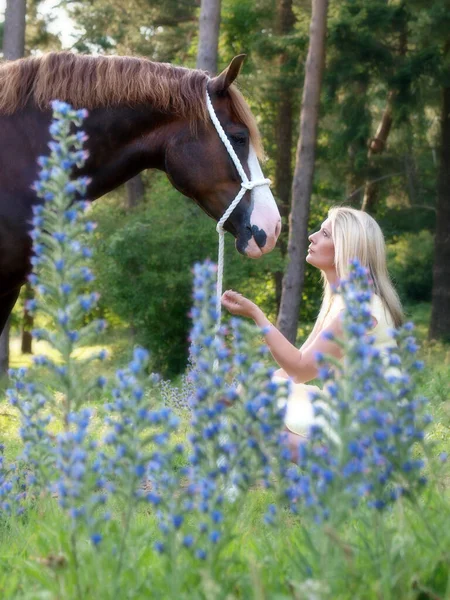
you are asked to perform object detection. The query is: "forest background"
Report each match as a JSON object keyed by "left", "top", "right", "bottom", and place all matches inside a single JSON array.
[{"left": 0, "top": 0, "right": 449, "bottom": 378}]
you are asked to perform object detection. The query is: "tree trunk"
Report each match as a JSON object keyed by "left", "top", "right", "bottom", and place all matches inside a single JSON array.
[
  {"left": 277, "top": 0, "right": 329, "bottom": 343},
  {"left": 196, "top": 0, "right": 221, "bottom": 73},
  {"left": 273, "top": 0, "right": 296, "bottom": 311},
  {"left": 1, "top": 0, "right": 27, "bottom": 376},
  {"left": 429, "top": 85, "right": 450, "bottom": 340},
  {"left": 403, "top": 142, "right": 419, "bottom": 207},
  {"left": 126, "top": 174, "right": 145, "bottom": 208},
  {"left": 361, "top": 21, "right": 406, "bottom": 213},
  {"left": 345, "top": 80, "right": 369, "bottom": 206},
  {"left": 346, "top": 149, "right": 365, "bottom": 207},
  {"left": 21, "top": 283, "right": 34, "bottom": 354},
  {"left": 274, "top": 0, "right": 295, "bottom": 226},
  {"left": 361, "top": 91, "right": 394, "bottom": 213},
  {"left": 3, "top": 0, "right": 26, "bottom": 60}
]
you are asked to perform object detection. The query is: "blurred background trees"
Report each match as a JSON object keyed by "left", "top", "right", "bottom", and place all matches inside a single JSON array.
[{"left": 1, "top": 0, "right": 448, "bottom": 376}]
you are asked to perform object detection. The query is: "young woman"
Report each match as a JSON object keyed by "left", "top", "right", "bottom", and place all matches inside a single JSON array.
[{"left": 221, "top": 206, "right": 403, "bottom": 461}]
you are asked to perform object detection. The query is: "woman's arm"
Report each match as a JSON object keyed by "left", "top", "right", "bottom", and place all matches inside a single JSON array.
[
  {"left": 258, "top": 313, "right": 344, "bottom": 383},
  {"left": 221, "top": 290, "right": 344, "bottom": 383},
  {"left": 273, "top": 319, "right": 323, "bottom": 379}
]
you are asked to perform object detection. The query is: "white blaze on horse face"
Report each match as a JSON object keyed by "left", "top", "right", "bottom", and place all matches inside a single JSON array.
[{"left": 246, "top": 144, "right": 281, "bottom": 256}]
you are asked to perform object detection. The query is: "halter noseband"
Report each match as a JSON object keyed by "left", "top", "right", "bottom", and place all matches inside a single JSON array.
[{"left": 205, "top": 90, "right": 271, "bottom": 326}]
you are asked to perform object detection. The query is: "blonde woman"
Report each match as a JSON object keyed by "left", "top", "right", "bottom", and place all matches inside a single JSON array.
[{"left": 221, "top": 206, "right": 403, "bottom": 462}]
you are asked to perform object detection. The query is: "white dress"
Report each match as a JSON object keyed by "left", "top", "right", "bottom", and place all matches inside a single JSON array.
[{"left": 275, "top": 294, "right": 396, "bottom": 437}]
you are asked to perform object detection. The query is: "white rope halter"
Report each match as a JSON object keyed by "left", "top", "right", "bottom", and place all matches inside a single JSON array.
[{"left": 205, "top": 90, "right": 271, "bottom": 327}]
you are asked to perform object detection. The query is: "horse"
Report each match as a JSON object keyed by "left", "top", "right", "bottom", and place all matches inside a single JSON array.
[{"left": 0, "top": 52, "right": 281, "bottom": 335}]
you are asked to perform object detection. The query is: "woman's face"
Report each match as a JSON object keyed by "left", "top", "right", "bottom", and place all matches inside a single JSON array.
[{"left": 306, "top": 218, "right": 335, "bottom": 271}]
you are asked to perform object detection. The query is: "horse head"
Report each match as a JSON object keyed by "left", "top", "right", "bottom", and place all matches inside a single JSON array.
[{"left": 164, "top": 56, "right": 281, "bottom": 258}]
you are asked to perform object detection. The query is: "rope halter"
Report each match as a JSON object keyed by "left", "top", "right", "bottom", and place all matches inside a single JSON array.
[{"left": 205, "top": 90, "right": 271, "bottom": 327}]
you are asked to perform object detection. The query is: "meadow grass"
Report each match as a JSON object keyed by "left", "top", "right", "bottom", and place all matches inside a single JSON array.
[
  {"left": 0, "top": 470, "right": 448, "bottom": 599},
  {"left": 0, "top": 302, "right": 449, "bottom": 599}
]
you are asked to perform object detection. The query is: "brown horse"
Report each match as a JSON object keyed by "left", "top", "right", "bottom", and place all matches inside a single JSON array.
[{"left": 0, "top": 52, "right": 281, "bottom": 334}]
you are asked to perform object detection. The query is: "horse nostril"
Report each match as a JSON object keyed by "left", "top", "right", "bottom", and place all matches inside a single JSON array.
[{"left": 251, "top": 225, "right": 267, "bottom": 249}]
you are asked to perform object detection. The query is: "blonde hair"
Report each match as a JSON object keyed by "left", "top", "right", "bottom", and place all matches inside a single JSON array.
[{"left": 317, "top": 206, "right": 403, "bottom": 328}]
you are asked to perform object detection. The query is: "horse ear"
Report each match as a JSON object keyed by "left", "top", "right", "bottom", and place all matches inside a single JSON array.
[{"left": 208, "top": 54, "right": 246, "bottom": 95}]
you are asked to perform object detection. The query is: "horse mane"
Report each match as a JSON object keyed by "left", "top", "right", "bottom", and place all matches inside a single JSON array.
[{"left": 0, "top": 52, "right": 263, "bottom": 157}]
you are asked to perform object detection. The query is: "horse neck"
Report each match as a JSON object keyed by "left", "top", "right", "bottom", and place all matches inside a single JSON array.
[{"left": 80, "top": 104, "right": 176, "bottom": 200}]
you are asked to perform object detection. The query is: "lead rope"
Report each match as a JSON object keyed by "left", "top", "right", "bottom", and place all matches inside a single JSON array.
[{"left": 205, "top": 91, "right": 271, "bottom": 330}]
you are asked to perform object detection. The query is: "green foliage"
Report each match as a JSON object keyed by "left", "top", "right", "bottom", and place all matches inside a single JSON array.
[
  {"left": 220, "top": 0, "right": 307, "bottom": 175},
  {"left": 387, "top": 230, "right": 434, "bottom": 303},
  {"left": 64, "top": 0, "right": 197, "bottom": 62},
  {"left": 91, "top": 180, "right": 331, "bottom": 374},
  {"left": 316, "top": 0, "right": 449, "bottom": 225},
  {"left": 91, "top": 175, "right": 284, "bottom": 376},
  {"left": 25, "top": 0, "right": 62, "bottom": 54}
]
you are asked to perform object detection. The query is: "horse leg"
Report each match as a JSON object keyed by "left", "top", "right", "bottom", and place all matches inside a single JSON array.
[{"left": 0, "top": 288, "right": 21, "bottom": 336}]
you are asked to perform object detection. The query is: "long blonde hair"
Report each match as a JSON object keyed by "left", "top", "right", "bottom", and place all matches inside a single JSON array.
[{"left": 317, "top": 206, "right": 403, "bottom": 328}]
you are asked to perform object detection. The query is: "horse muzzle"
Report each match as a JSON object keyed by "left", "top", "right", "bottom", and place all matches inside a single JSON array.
[
  {"left": 240, "top": 187, "right": 282, "bottom": 258},
  {"left": 235, "top": 217, "right": 282, "bottom": 258}
]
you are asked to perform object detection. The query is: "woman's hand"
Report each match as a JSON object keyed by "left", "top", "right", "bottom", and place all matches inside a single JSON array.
[{"left": 221, "top": 290, "right": 259, "bottom": 319}]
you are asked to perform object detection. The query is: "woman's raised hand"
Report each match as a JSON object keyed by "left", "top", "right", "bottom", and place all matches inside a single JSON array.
[{"left": 221, "top": 290, "right": 259, "bottom": 319}]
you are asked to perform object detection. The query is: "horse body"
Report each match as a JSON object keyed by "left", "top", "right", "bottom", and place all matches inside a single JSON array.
[{"left": 0, "top": 52, "right": 281, "bottom": 333}]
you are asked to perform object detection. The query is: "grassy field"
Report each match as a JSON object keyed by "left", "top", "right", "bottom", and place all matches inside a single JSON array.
[{"left": 0, "top": 303, "right": 449, "bottom": 599}]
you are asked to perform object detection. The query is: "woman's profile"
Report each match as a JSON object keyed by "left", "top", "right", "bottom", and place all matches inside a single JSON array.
[{"left": 221, "top": 206, "right": 403, "bottom": 462}]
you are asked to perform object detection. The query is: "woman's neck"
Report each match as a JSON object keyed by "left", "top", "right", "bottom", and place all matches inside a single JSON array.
[{"left": 323, "top": 267, "right": 339, "bottom": 288}]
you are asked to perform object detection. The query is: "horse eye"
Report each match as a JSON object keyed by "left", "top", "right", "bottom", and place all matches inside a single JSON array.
[{"left": 230, "top": 134, "right": 247, "bottom": 147}]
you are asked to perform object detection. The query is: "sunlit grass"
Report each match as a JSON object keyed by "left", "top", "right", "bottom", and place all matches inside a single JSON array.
[
  {"left": 3, "top": 303, "right": 449, "bottom": 443},
  {"left": 9, "top": 337, "right": 112, "bottom": 368},
  {"left": 0, "top": 301, "right": 449, "bottom": 599}
]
